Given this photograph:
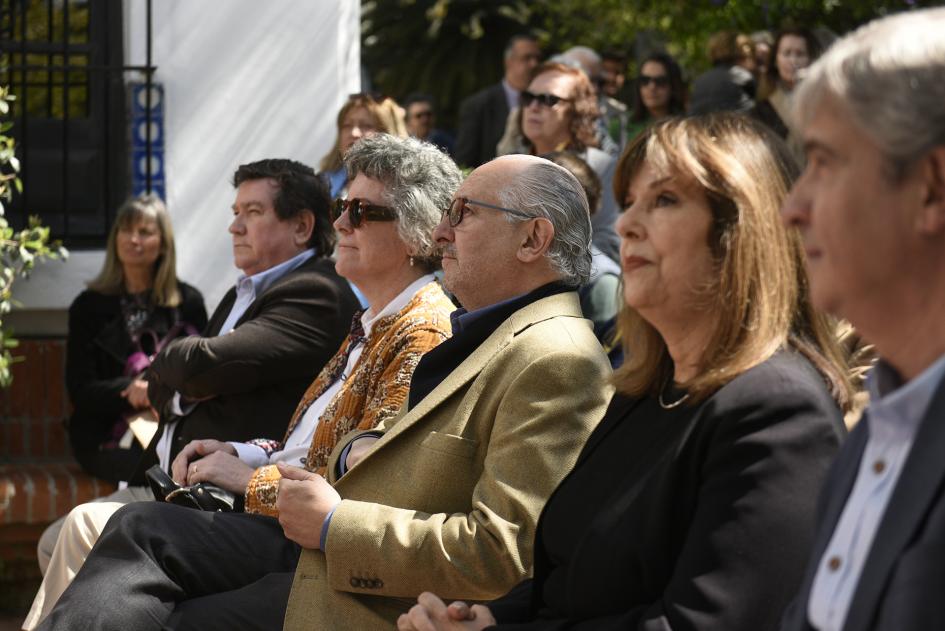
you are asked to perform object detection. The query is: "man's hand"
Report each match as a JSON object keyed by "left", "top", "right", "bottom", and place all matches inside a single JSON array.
[
  {"left": 184, "top": 450, "right": 254, "bottom": 493},
  {"left": 397, "top": 592, "right": 496, "bottom": 631},
  {"left": 345, "top": 435, "right": 380, "bottom": 470},
  {"left": 171, "top": 439, "right": 236, "bottom": 484},
  {"left": 276, "top": 463, "right": 340, "bottom": 550},
  {"left": 121, "top": 379, "right": 151, "bottom": 409}
]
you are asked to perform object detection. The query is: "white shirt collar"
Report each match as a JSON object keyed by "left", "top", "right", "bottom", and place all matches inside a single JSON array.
[
  {"left": 866, "top": 352, "right": 945, "bottom": 443},
  {"left": 361, "top": 274, "right": 435, "bottom": 338}
]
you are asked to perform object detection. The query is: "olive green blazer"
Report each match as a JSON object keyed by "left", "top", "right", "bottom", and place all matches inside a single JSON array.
[{"left": 283, "top": 291, "right": 613, "bottom": 630}]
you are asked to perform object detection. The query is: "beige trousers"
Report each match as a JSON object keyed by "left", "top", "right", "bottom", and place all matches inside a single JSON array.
[{"left": 23, "top": 485, "right": 154, "bottom": 630}]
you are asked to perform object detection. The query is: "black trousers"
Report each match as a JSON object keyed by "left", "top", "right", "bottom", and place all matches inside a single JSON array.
[{"left": 38, "top": 501, "right": 301, "bottom": 631}]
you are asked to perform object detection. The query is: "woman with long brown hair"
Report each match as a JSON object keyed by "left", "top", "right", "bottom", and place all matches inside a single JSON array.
[
  {"left": 66, "top": 194, "right": 207, "bottom": 485},
  {"left": 502, "top": 61, "right": 621, "bottom": 262},
  {"left": 399, "top": 113, "right": 853, "bottom": 631}
]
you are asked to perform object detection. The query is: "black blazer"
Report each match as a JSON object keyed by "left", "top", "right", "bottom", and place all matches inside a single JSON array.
[
  {"left": 782, "top": 370, "right": 945, "bottom": 631},
  {"left": 134, "top": 255, "right": 358, "bottom": 483},
  {"left": 455, "top": 83, "right": 510, "bottom": 168},
  {"left": 488, "top": 350, "right": 846, "bottom": 631},
  {"left": 65, "top": 283, "right": 208, "bottom": 477}
]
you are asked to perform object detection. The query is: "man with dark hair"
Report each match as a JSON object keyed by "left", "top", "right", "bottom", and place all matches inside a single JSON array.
[
  {"left": 231, "top": 158, "right": 338, "bottom": 256},
  {"left": 142, "top": 158, "right": 357, "bottom": 469},
  {"left": 455, "top": 33, "right": 541, "bottom": 168},
  {"left": 403, "top": 93, "right": 455, "bottom": 156},
  {"left": 24, "top": 158, "right": 358, "bottom": 630},
  {"left": 599, "top": 49, "right": 628, "bottom": 100}
]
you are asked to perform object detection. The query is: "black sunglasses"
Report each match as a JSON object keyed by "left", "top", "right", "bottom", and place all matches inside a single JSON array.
[
  {"left": 331, "top": 198, "right": 398, "bottom": 227},
  {"left": 443, "top": 197, "right": 535, "bottom": 227},
  {"left": 639, "top": 74, "right": 670, "bottom": 87},
  {"left": 520, "top": 90, "right": 572, "bottom": 108}
]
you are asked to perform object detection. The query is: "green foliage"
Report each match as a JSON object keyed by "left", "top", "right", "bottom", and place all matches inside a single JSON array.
[
  {"left": 0, "top": 85, "right": 68, "bottom": 388},
  {"left": 363, "top": 0, "right": 938, "bottom": 128}
]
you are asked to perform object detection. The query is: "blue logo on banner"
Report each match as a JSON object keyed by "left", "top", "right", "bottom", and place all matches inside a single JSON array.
[{"left": 130, "top": 82, "right": 166, "bottom": 200}]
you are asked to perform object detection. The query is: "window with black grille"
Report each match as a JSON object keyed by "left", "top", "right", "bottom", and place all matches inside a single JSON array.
[{"left": 0, "top": 0, "right": 128, "bottom": 248}]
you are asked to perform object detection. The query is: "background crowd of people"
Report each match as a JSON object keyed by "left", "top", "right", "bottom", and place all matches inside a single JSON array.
[{"left": 28, "top": 6, "right": 945, "bottom": 631}]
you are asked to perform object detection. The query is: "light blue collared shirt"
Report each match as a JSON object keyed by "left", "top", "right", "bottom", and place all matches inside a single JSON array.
[
  {"left": 807, "top": 352, "right": 945, "bottom": 631},
  {"left": 326, "top": 167, "right": 347, "bottom": 200},
  {"left": 216, "top": 249, "right": 315, "bottom": 336}
]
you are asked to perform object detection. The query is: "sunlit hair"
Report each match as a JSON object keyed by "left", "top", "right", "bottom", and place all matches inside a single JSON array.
[
  {"left": 497, "top": 159, "right": 593, "bottom": 286},
  {"left": 319, "top": 94, "right": 406, "bottom": 173},
  {"left": 88, "top": 194, "right": 180, "bottom": 307},
  {"left": 523, "top": 61, "right": 599, "bottom": 152},
  {"left": 792, "top": 7, "right": 945, "bottom": 181},
  {"left": 707, "top": 31, "right": 739, "bottom": 65},
  {"left": 344, "top": 134, "right": 462, "bottom": 272},
  {"left": 612, "top": 113, "right": 852, "bottom": 409},
  {"left": 542, "top": 151, "right": 602, "bottom": 216}
]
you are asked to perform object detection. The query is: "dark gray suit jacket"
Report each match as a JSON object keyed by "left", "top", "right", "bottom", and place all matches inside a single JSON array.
[
  {"left": 131, "top": 255, "right": 358, "bottom": 484},
  {"left": 782, "top": 371, "right": 945, "bottom": 631},
  {"left": 455, "top": 83, "right": 509, "bottom": 168}
]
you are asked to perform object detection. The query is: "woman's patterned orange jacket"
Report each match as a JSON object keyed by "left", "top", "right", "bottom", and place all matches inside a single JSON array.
[{"left": 244, "top": 281, "right": 454, "bottom": 516}]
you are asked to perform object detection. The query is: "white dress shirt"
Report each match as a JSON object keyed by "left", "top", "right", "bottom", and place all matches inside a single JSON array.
[
  {"left": 807, "top": 352, "right": 945, "bottom": 630},
  {"left": 230, "top": 274, "right": 435, "bottom": 470},
  {"left": 154, "top": 249, "right": 315, "bottom": 471}
]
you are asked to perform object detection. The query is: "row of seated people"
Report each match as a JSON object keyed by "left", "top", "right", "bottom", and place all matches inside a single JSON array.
[
  {"left": 29, "top": 117, "right": 841, "bottom": 630},
  {"left": 28, "top": 9, "right": 945, "bottom": 628}
]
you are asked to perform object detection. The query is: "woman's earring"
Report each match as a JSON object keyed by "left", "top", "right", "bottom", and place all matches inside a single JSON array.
[{"left": 409, "top": 256, "right": 415, "bottom": 267}]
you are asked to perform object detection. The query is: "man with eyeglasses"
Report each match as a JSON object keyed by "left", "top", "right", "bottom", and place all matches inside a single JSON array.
[
  {"left": 455, "top": 33, "right": 542, "bottom": 168},
  {"left": 40, "top": 153, "right": 613, "bottom": 631}
]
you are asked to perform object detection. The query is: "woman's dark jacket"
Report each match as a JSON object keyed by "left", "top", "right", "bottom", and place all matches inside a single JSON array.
[
  {"left": 488, "top": 350, "right": 846, "bottom": 631},
  {"left": 65, "top": 282, "right": 207, "bottom": 481}
]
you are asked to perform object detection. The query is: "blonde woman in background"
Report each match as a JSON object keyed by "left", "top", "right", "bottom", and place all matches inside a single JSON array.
[{"left": 319, "top": 93, "right": 407, "bottom": 199}]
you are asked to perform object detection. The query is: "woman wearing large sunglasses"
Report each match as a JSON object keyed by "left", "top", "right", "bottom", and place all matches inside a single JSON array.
[
  {"left": 627, "top": 52, "right": 687, "bottom": 142},
  {"left": 500, "top": 61, "right": 622, "bottom": 266}
]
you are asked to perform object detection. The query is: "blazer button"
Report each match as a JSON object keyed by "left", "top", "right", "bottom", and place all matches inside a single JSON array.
[
  {"left": 350, "top": 578, "right": 359, "bottom": 588},
  {"left": 372, "top": 579, "right": 383, "bottom": 588}
]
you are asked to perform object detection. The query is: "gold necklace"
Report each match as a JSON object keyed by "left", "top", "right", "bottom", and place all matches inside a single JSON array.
[{"left": 658, "top": 385, "right": 690, "bottom": 409}]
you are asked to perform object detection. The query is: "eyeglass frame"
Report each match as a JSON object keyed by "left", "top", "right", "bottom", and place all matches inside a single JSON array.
[
  {"left": 520, "top": 90, "right": 573, "bottom": 108},
  {"left": 443, "top": 197, "right": 536, "bottom": 227},
  {"left": 331, "top": 198, "right": 398, "bottom": 227}
]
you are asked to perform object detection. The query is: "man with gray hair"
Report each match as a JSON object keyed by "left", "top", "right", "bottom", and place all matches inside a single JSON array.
[
  {"left": 42, "top": 153, "right": 613, "bottom": 630},
  {"left": 780, "top": 7, "right": 945, "bottom": 631}
]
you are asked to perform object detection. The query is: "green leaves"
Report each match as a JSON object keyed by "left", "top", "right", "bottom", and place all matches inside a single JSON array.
[
  {"left": 0, "top": 85, "right": 68, "bottom": 388},
  {"left": 364, "top": 0, "right": 938, "bottom": 131}
]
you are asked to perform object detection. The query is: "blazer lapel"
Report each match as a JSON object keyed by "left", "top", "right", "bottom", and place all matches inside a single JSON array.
[
  {"left": 573, "top": 396, "right": 644, "bottom": 468},
  {"left": 358, "top": 293, "right": 585, "bottom": 462},
  {"left": 783, "top": 421, "right": 868, "bottom": 631},
  {"left": 205, "top": 288, "right": 236, "bottom": 336},
  {"left": 564, "top": 402, "right": 703, "bottom": 613},
  {"left": 843, "top": 375, "right": 945, "bottom": 631}
]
